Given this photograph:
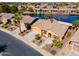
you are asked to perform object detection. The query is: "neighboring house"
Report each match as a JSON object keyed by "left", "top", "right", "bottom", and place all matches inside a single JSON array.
[{"left": 0, "top": 13, "right": 14, "bottom": 24}]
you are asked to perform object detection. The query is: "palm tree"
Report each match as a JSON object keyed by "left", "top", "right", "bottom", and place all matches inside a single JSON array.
[{"left": 14, "top": 12, "right": 23, "bottom": 33}]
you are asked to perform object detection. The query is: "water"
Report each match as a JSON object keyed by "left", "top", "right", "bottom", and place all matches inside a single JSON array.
[
  {"left": 59, "top": 16, "right": 79, "bottom": 23},
  {"left": 23, "top": 13, "right": 79, "bottom": 23}
]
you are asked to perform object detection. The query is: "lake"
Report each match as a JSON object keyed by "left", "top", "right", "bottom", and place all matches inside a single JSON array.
[{"left": 23, "top": 13, "right": 79, "bottom": 23}]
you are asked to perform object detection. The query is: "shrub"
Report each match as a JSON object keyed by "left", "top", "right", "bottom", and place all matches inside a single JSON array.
[
  {"left": 53, "top": 39, "right": 63, "bottom": 48},
  {"left": 35, "top": 34, "right": 41, "bottom": 40}
]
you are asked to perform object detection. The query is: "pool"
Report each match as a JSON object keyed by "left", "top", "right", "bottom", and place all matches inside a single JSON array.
[{"left": 23, "top": 13, "right": 79, "bottom": 23}]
